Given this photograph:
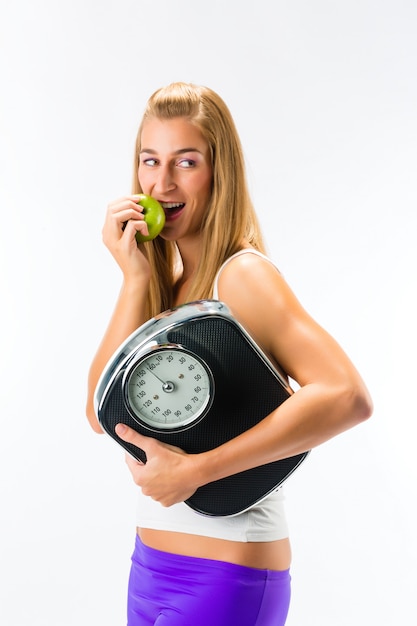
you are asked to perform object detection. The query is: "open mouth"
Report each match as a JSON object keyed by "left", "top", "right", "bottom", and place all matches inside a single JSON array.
[{"left": 161, "top": 202, "right": 185, "bottom": 219}]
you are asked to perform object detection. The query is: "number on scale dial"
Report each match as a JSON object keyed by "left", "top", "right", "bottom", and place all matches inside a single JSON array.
[{"left": 124, "top": 347, "right": 213, "bottom": 431}]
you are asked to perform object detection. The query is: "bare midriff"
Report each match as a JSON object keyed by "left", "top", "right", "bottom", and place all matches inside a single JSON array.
[{"left": 138, "top": 528, "right": 292, "bottom": 571}]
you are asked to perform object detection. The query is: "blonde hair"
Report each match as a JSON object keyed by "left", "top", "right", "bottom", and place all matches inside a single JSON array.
[{"left": 132, "top": 82, "right": 266, "bottom": 317}]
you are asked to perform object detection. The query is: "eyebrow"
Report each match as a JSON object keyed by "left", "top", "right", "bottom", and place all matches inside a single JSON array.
[{"left": 139, "top": 147, "right": 203, "bottom": 155}]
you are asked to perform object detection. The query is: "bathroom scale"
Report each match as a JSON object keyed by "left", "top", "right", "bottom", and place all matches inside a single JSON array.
[{"left": 95, "top": 300, "right": 309, "bottom": 516}]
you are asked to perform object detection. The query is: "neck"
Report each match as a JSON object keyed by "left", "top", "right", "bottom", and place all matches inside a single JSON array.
[{"left": 176, "top": 237, "right": 202, "bottom": 282}]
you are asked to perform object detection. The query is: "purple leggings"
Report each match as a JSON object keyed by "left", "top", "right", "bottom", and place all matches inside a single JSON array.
[{"left": 127, "top": 535, "right": 291, "bottom": 625}]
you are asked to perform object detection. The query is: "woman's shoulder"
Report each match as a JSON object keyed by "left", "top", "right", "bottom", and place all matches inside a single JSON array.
[
  {"left": 220, "top": 247, "right": 279, "bottom": 270},
  {"left": 213, "top": 248, "right": 281, "bottom": 299},
  {"left": 214, "top": 247, "right": 292, "bottom": 358}
]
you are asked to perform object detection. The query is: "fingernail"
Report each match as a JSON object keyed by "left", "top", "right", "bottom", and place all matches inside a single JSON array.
[{"left": 115, "top": 423, "right": 127, "bottom": 435}]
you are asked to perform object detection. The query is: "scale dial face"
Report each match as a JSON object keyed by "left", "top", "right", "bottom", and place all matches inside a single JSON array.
[{"left": 124, "top": 346, "right": 213, "bottom": 432}]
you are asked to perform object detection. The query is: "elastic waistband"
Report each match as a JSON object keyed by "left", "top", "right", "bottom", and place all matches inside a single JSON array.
[{"left": 133, "top": 534, "right": 290, "bottom": 582}]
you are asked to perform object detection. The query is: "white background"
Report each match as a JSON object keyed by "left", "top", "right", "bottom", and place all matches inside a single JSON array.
[{"left": 1, "top": 1, "right": 416, "bottom": 624}]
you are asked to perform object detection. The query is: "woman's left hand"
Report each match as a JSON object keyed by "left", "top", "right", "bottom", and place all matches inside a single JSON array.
[{"left": 115, "top": 424, "right": 201, "bottom": 506}]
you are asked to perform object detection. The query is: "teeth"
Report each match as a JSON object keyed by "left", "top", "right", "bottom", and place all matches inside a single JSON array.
[{"left": 161, "top": 202, "right": 184, "bottom": 209}]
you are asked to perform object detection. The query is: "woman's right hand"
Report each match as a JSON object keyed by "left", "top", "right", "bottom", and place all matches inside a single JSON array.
[
  {"left": 102, "top": 195, "right": 151, "bottom": 280},
  {"left": 86, "top": 195, "right": 154, "bottom": 430}
]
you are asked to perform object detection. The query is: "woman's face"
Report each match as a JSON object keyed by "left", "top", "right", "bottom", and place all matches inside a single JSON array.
[{"left": 138, "top": 116, "right": 213, "bottom": 243}]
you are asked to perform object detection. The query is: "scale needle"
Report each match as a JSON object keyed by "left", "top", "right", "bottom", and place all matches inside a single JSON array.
[{"left": 147, "top": 367, "right": 175, "bottom": 393}]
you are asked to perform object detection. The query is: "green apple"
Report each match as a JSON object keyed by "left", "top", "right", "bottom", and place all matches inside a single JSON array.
[{"left": 135, "top": 194, "right": 166, "bottom": 243}]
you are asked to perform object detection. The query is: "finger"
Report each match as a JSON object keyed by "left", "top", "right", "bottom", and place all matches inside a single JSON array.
[
  {"left": 106, "top": 198, "right": 144, "bottom": 233},
  {"left": 123, "top": 218, "right": 149, "bottom": 240},
  {"left": 108, "top": 195, "right": 144, "bottom": 212},
  {"left": 115, "top": 423, "right": 151, "bottom": 449},
  {"left": 125, "top": 451, "right": 145, "bottom": 470},
  {"left": 113, "top": 209, "right": 145, "bottom": 236}
]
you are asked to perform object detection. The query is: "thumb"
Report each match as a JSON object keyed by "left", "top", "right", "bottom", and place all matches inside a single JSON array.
[{"left": 115, "top": 423, "right": 150, "bottom": 449}]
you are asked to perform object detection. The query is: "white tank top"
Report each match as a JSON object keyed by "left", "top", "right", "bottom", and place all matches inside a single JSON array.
[{"left": 135, "top": 249, "right": 289, "bottom": 541}]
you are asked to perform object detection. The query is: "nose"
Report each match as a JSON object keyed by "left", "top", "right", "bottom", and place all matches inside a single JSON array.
[{"left": 153, "top": 163, "right": 177, "bottom": 194}]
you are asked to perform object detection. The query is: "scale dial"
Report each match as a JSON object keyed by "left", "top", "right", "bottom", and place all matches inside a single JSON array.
[{"left": 124, "top": 346, "right": 213, "bottom": 432}]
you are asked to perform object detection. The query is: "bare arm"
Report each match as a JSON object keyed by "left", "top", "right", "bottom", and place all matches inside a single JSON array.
[
  {"left": 195, "top": 253, "right": 373, "bottom": 481},
  {"left": 115, "top": 253, "right": 372, "bottom": 505},
  {"left": 85, "top": 196, "right": 152, "bottom": 432}
]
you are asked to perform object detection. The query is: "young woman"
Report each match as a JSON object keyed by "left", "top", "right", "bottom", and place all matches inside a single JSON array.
[{"left": 86, "top": 82, "right": 373, "bottom": 625}]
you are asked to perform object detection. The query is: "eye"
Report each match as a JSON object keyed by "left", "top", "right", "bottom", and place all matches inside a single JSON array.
[
  {"left": 142, "top": 158, "right": 158, "bottom": 167},
  {"left": 177, "top": 159, "right": 195, "bottom": 169}
]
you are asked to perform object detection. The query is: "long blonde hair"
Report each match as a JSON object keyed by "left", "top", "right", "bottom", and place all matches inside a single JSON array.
[{"left": 131, "top": 82, "right": 266, "bottom": 317}]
